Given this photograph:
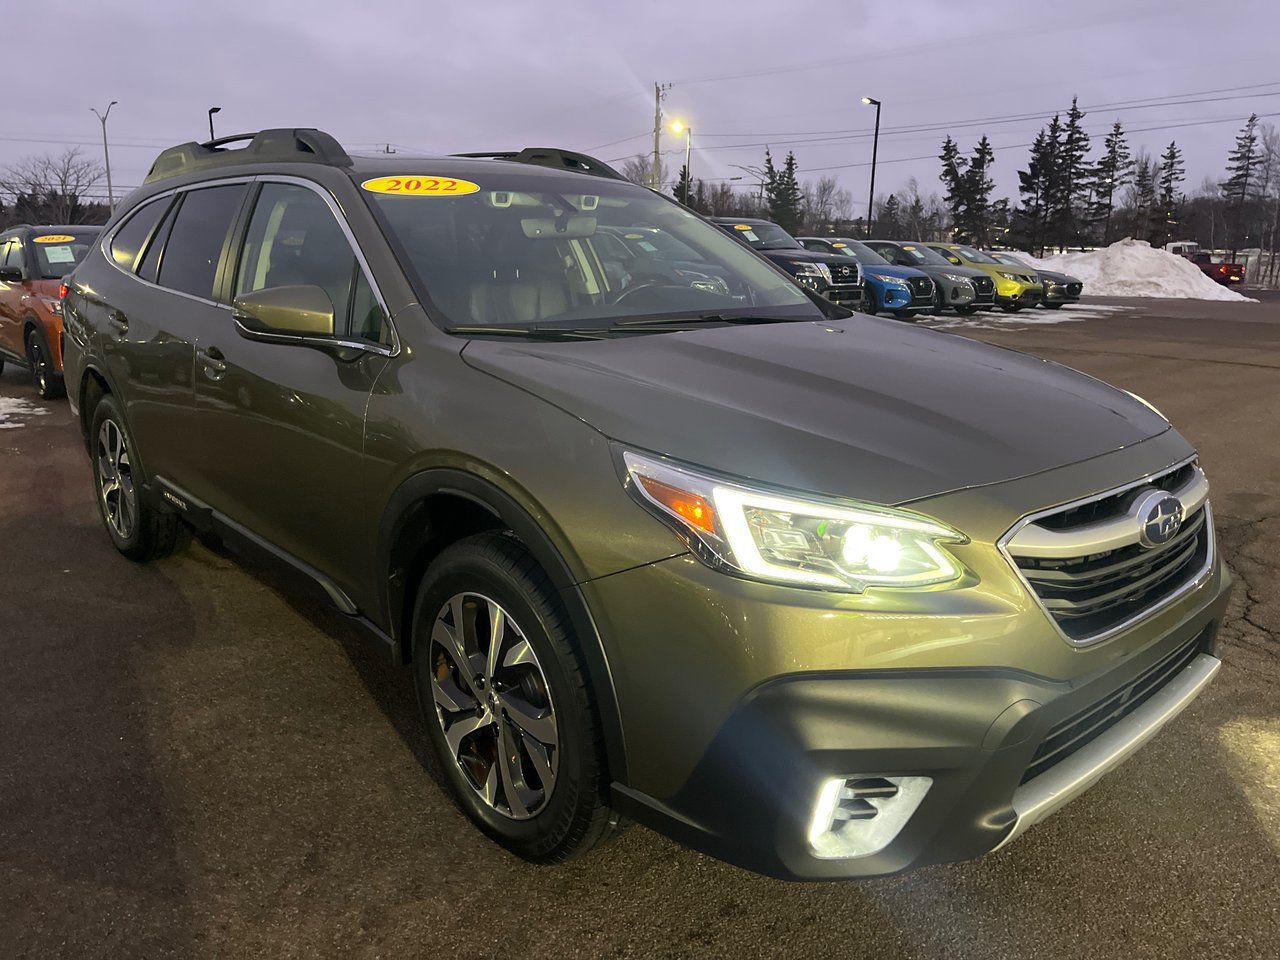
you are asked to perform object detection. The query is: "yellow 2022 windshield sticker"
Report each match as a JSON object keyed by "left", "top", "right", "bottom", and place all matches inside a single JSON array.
[
  {"left": 361, "top": 176, "right": 480, "bottom": 197},
  {"left": 34, "top": 234, "right": 76, "bottom": 243}
]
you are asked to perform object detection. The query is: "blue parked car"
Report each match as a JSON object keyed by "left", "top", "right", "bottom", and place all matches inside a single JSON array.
[{"left": 799, "top": 237, "right": 937, "bottom": 319}]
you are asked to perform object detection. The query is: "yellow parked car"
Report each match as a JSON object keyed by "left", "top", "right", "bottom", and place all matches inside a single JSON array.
[{"left": 924, "top": 243, "right": 1042, "bottom": 312}]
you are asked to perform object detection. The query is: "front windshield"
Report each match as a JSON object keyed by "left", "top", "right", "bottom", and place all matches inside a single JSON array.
[
  {"left": 953, "top": 245, "right": 999, "bottom": 264},
  {"left": 992, "top": 252, "right": 1032, "bottom": 269},
  {"left": 29, "top": 230, "right": 99, "bottom": 279},
  {"left": 835, "top": 239, "right": 890, "bottom": 267},
  {"left": 725, "top": 221, "right": 803, "bottom": 251},
  {"left": 367, "top": 175, "right": 822, "bottom": 330},
  {"left": 894, "top": 243, "right": 952, "bottom": 267}
]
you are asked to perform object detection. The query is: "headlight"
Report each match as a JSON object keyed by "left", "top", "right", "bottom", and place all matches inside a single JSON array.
[
  {"left": 941, "top": 273, "right": 973, "bottom": 285},
  {"left": 997, "top": 271, "right": 1020, "bottom": 282},
  {"left": 874, "top": 275, "right": 911, "bottom": 289},
  {"left": 1124, "top": 389, "right": 1168, "bottom": 422},
  {"left": 791, "top": 261, "right": 832, "bottom": 283},
  {"left": 623, "top": 450, "right": 967, "bottom": 591}
]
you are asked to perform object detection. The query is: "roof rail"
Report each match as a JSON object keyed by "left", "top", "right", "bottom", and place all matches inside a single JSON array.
[
  {"left": 144, "top": 128, "right": 352, "bottom": 184},
  {"left": 451, "top": 147, "right": 627, "bottom": 182}
]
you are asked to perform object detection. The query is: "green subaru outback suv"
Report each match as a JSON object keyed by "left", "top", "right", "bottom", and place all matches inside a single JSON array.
[{"left": 61, "top": 129, "right": 1230, "bottom": 879}]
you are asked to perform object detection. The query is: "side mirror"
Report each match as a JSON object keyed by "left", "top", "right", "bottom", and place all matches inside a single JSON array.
[
  {"left": 232, "top": 284, "right": 335, "bottom": 341},
  {"left": 0, "top": 265, "right": 25, "bottom": 282}
]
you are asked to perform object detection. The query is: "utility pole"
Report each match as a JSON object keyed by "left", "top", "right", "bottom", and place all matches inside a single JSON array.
[
  {"left": 90, "top": 100, "right": 118, "bottom": 211},
  {"left": 650, "top": 81, "right": 671, "bottom": 191},
  {"left": 861, "top": 97, "right": 882, "bottom": 238}
]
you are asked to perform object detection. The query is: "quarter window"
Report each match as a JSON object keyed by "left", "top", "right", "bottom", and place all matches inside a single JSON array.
[
  {"left": 2, "top": 239, "right": 23, "bottom": 272},
  {"left": 110, "top": 198, "right": 168, "bottom": 271},
  {"left": 158, "top": 184, "right": 247, "bottom": 299},
  {"left": 235, "top": 182, "right": 385, "bottom": 341}
]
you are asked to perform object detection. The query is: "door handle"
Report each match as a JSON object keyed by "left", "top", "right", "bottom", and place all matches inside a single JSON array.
[
  {"left": 107, "top": 311, "right": 128, "bottom": 334},
  {"left": 197, "top": 346, "right": 227, "bottom": 377}
]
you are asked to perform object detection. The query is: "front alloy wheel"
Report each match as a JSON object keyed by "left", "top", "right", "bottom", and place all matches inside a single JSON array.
[
  {"left": 429, "top": 591, "right": 558, "bottom": 820},
  {"left": 97, "top": 418, "right": 137, "bottom": 541}
]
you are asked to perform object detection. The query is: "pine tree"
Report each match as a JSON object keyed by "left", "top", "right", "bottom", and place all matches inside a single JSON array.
[
  {"left": 1222, "top": 113, "right": 1261, "bottom": 255},
  {"left": 1015, "top": 129, "right": 1053, "bottom": 254},
  {"left": 877, "top": 193, "right": 902, "bottom": 238},
  {"left": 672, "top": 164, "right": 693, "bottom": 205},
  {"left": 938, "top": 136, "right": 966, "bottom": 235},
  {"left": 1091, "top": 121, "right": 1132, "bottom": 245},
  {"left": 1156, "top": 141, "right": 1185, "bottom": 244},
  {"left": 1129, "top": 152, "right": 1158, "bottom": 242},
  {"left": 962, "top": 136, "right": 996, "bottom": 244},
  {"left": 766, "top": 150, "right": 803, "bottom": 233},
  {"left": 1047, "top": 98, "right": 1091, "bottom": 250}
]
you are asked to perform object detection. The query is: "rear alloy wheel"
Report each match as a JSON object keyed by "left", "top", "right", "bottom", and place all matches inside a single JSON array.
[
  {"left": 428, "top": 591, "right": 559, "bottom": 820},
  {"left": 26, "top": 330, "right": 64, "bottom": 400},
  {"left": 90, "top": 394, "right": 186, "bottom": 562}
]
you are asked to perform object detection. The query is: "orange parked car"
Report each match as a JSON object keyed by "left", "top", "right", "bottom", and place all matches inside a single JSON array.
[{"left": 0, "top": 224, "right": 101, "bottom": 398}]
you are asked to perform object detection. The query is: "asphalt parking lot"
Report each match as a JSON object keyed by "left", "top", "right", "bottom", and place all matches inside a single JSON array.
[{"left": 2, "top": 297, "right": 1278, "bottom": 960}]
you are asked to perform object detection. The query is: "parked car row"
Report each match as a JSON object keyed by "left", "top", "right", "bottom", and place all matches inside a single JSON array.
[{"left": 706, "top": 217, "right": 1083, "bottom": 319}]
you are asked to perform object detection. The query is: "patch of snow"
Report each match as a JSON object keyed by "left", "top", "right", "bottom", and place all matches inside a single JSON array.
[
  {"left": 925, "top": 302, "right": 1133, "bottom": 330},
  {"left": 0, "top": 396, "right": 49, "bottom": 429},
  {"left": 1001, "top": 239, "right": 1253, "bottom": 301}
]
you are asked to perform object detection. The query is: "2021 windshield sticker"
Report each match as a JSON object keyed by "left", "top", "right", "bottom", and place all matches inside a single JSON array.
[
  {"left": 361, "top": 176, "right": 480, "bottom": 197},
  {"left": 33, "top": 234, "right": 76, "bottom": 243}
]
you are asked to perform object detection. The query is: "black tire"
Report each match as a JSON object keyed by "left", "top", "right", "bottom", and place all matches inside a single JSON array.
[
  {"left": 954, "top": 305, "right": 979, "bottom": 316},
  {"left": 891, "top": 310, "right": 917, "bottom": 322},
  {"left": 411, "top": 532, "right": 619, "bottom": 863},
  {"left": 1043, "top": 301, "right": 1063, "bottom": 309},
  {"left": 26, "top": 328, "right": 65, "bottom": 400},
  {"left": 89, "top": 393, "right": 187, "bottom": 562},
  {"left": 0, "top": 357, "right": 5, "bottom": 375}
]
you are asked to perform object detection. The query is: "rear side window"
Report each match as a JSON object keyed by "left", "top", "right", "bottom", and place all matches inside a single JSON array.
[
  {"left": 158, "top": 184, "right": 247, "bottom": 300},
  {"left": 2, "top": 239, "right": 22, "bottom": 271},
  {"left": 138, "top": 200, "right": 179, "bottom": 284},
  {"left": 110, "top": 199, "right": 168, "bottom": 271}
]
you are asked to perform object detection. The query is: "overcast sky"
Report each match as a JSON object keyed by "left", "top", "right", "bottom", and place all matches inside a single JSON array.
[{"left": 11, "top": 0, "right": 1280, "bottom": 212}]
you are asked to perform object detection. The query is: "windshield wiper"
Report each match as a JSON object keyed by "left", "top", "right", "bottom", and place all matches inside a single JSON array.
[
  {"left": 610, "top": 313, "right": 808, "bottom": 329},
  {"left": 445, "top": 324, "right": 610, "bottom": 340}
]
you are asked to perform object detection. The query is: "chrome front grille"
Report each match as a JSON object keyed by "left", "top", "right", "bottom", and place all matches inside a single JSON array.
[
  {"left": 828, "top": 261, "right": 860, "bottom": 284},
  {"left": 909, "top": 276, "right": 934, "bottom": 299},
  {"left": 1003, "top": 460, "right": 1213, "bottom": 645}
]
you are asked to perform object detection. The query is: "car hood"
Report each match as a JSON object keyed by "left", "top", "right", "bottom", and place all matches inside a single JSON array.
[
  {"left": 1038, "top": 268, "right": 1081, "bottom": 283},
  {"left": 462, "top": 316, "right": 1169, "bottom": 506},
  {"left": 758, "top": 247, "right": 847, "bottom": 265},
  {"left": 862, "top": 264, "right": 929, "bottom": 281}
]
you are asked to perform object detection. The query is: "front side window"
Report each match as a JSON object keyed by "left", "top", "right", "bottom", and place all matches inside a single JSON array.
[
  {"left": 110, "top": 198, "right": 169, "bottom": 272},
  {"left": 1, "top": 239, "right": 22, "bottom": 272},
  {"left": 367, "top": 175, "right": 820, "bottom": 332},
  {"left": 235, "top": 183, "right": 386, "bottom": 342},
  {"left": 928, "top": 246, "right": 964, "bottom": 266},
  {"left": 158, "top": 184, "right": 247, "bottom": 299}
]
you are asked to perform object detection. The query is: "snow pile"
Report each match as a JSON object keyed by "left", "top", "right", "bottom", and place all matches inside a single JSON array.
[
  {"left": 1014, "top": 239, "right": 1253, "bottom": 301},
  {"left": 0, "top": 396, "right": 48, "bottom": 429}
]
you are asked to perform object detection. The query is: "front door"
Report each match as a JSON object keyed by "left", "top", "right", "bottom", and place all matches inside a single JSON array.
[
  {"left": 191, "top": 180, "right": 392, "bottom": 590},
  {"left": 0, "top": 239, "right": 29, "bottom": 359}
]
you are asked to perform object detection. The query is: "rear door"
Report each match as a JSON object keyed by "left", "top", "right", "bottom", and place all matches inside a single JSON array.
[
  {"left": 191, "top": 178, "right": 392, "bottom": 586},
  {"left": 98, "top": 181, "right": 250, "bottom": 489}
]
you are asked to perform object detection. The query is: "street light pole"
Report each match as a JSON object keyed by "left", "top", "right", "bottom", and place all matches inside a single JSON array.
[
  {"left": 861, "top": 96, "right": 881, "bottom": 238},
  {"left": 207, "top": 106, "right": 222, "bottom": 142},
  {"left": 670, "top": 120, "right": 692, "bottom": 205},
  {"left": 90, "top": 101, "right": 118, "bottom": 211}
]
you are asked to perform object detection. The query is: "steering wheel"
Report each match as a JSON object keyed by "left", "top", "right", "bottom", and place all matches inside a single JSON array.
[{"left": 610, "top": 280, "right": 686, "bottom": 306}]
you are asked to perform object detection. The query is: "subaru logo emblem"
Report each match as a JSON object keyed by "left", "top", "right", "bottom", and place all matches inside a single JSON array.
[{"left": 1132, "top": 490, "right": 1184, "bottom": 549}]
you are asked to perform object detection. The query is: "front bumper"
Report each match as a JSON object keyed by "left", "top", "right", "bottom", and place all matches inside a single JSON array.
[
  {"left": 937, "top": 279, "right": 976, "bottom": 307},
  {"left": 821, "top": 282, "right": 864, "bottom": 308},
  {"left": 1043, "top": 281, "right": 1082, "bottom": 304},
  {"left": 608, "top": 566, "right": 1229, "bottom": 879},
  {"left": 995, "top": 286, "right": 1042, "bottom": 307}
]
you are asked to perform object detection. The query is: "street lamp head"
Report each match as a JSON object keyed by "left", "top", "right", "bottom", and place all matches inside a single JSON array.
[
  {"left": 861, "top": 96, "right": 880, "bottom": 106},
  {"left": 669, "top": 119, "right": 687, "bottom": 134}
]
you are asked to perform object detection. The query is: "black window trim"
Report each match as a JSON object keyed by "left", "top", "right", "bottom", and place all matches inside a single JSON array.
[{"left": 100, "top": 174, "right": 398, "bottom": 357}]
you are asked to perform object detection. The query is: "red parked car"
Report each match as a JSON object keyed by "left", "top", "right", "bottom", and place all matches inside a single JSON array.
[
  {"left": 1186, "top": 250, "right": 1245, "bottom": 286},
  {"left": 0, "top": 225, "right": 101, "bottom": 398}
]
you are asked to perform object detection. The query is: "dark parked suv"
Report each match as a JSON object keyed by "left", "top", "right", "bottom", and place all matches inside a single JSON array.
[
  {"left": 708, "top": 217, "right": 864, "bottom": 309},
  {"left": 63, "top": 129, "right": 1230, "bottom": 880}
]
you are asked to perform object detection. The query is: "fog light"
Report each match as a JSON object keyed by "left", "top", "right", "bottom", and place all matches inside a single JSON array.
[{"left": 807, "top": 775, "right": 932, "bottom": 859}]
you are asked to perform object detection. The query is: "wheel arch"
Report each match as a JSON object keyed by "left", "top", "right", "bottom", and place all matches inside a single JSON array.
[{"left": 376, "top": 467, "right": 629, "bottom": 786}]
